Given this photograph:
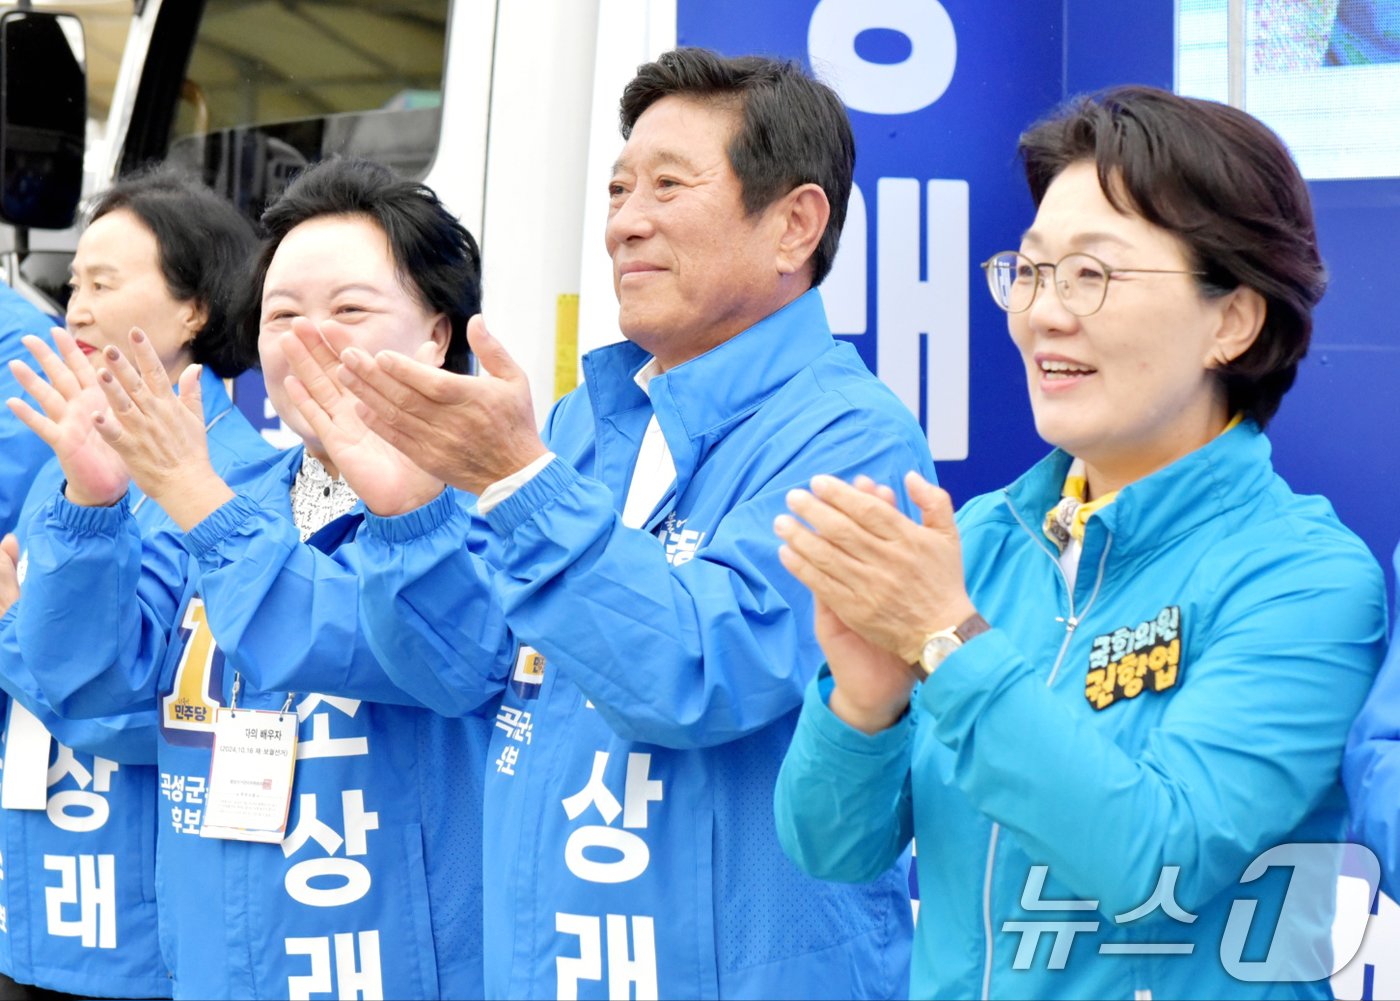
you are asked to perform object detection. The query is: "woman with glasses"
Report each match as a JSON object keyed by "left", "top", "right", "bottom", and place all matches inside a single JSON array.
[{"left": 771, "top": 86, "right": 1385, "bottom": 999}]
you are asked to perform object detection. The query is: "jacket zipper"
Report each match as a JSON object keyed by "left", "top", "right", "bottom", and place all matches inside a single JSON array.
[{"left": 977, "top": 495, "right": 1113, "bottom": 999}]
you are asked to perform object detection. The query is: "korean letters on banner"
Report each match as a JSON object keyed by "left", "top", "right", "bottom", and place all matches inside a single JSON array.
[{"left": 555, "top": 750, "right": 664, "bottom": 999}]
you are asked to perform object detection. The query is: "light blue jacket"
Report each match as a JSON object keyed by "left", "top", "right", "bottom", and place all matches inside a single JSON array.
[
  {"left": 0, "top": 282, "right": 57, "bottom": 535},
  {"left": 5, "top": 442, "right": 492, "bottom": 999},
  {"left": 1343, "top": 542, "right": 1400, "bottom": 897},
  {"left": 775, "top": 423, "right": 1386, "bottom": 1000},
  {"left": 359, "top": 290, "right": 926, "bottom": 999},
  {"left": 0, "top": 369, "right": 275, "bottom": 998}
]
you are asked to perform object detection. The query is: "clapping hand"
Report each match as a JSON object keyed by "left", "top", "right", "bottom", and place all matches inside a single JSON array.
[
  {"left": 280, "top": 317, "right": 446, "bottom": 516},
  {"left": 330, "top": 315, "right": 548, "bottom": 498},
  {"left": 775, "top": 472, "right": 977, "bottom": 733},
  {"left": 89, "top": 328, "right": 234, "bottom": 531},
  {"left": 7, "top": 328, "right": 129, "bottom": 507}
]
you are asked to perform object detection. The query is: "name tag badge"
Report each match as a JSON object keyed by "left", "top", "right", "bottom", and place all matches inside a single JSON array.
[{"left": 200, "top": 707, "right": 297, "bottom": 844}]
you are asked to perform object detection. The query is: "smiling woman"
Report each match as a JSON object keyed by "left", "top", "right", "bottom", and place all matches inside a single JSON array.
[
  {"left": 771, "top": 85, "right": 1387, "bottom": 1000},
  {"left": 2, "top": 157, "right": 496, "bottom": 999}
]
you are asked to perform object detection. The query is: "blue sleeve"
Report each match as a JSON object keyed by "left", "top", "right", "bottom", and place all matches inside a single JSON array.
[
  {"left": 922, "top": 537, "right": 1386, "bottom": 919},
  {"left": 484, "top": 425, "right": 933, "bottom": 749},
  {"left": 0, "top": 597, "right": 159, "bottom": 763},
  {"left": 774, "top": 669, "right": 916, "bottom": 882},
  {"left": 0, "top": 686, "right": 157, "bottom": 765},
  {"left": 359, "top": 488, "right": 516, "bottom": 716},
  {"left": 5, "top": 488, "right": 184, "bottom": 719},
  {"left": 184, "top": 491, "right": 485, "bottom": 708},
  {"left": 1344, "top": 541, "right": 1400, "bottom": 898}
]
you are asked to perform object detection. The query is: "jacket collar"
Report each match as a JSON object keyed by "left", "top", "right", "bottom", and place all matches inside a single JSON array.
[
  {"left": 1004, "top": 420, "right": 1274, "bottom": 557},
  {"left": 259, "top": 442, "right": 365, "bottom": 550},
  {"left": 580, "top": 289, "right": 835, "bottom": 492},
  {"left": 581, "top": 288, "right": 834, "bottom": 431}
]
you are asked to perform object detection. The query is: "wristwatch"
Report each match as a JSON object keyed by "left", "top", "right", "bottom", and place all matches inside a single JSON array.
[{"left": 913, "top": 612, "right": 991, "bottom": 680}]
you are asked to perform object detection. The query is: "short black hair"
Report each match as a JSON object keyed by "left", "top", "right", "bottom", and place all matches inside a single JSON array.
[
  {"left": 619, "top": 47, "right": 854, "bottom": 287},
  {"left": 1018, "top": 85, "right": 1325, "bottom": 427},
  {"left": 249, "top": 157, "right": 481, "bottom": 374},
  {"left": 90, "top": 167, "right": 259, "bottom": 378}
]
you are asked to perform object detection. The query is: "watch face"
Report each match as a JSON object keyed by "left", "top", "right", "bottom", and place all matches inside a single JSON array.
[{"left": 919, "top": 634, "right": 960, "bottom": 677}]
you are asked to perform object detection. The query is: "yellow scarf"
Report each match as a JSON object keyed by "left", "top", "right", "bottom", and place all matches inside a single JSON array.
[{"left": 1043, "top": 414, "right": 1243, "bottom": 551}]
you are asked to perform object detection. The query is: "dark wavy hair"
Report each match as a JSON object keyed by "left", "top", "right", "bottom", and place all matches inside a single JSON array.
[
  {"left": 89, "top": 167, "right": 259, "bottom": 377},
  {"left": 246, "top": 157, "right": 482, "bottom": 374},
  {"left": 619, "top": 47, "right": 854, "bottom": 287},
  {"left": 1018, "top": 85, "right": 1325, "bottom": 427}
]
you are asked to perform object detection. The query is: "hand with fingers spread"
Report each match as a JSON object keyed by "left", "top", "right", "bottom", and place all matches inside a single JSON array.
[
  {"left": 281, "top": 317, "right": 444, "bottom": 515},
  {"left": 6, "top": 327, "right": 129, "bottom": 507},
  {"left": 775, "top": 469, "right": 977, "bottom": 669},
  {"left": 333, "top": 314, "right": 548, "bottom": 498},
  {"left": 0, "top": 533, "right": 19, "bottom": 616},
  {"left": 91, "top": 328, "right": 234, "bottom": 530}
]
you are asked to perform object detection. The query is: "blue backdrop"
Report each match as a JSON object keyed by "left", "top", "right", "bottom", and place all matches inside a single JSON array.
[{"left": 677, "top": 0, "right": 1400, "bottom": 599}]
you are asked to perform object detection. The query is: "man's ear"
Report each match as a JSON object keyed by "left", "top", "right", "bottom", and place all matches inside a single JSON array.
[
  {"left": 1207, "top": 286, "right": 1266, "bottom": 369},
  {"left": 774, "top": 183, "right": 831, "bottom": 278}
]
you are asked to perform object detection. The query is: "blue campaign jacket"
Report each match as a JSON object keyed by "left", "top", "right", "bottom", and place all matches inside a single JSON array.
[
  {"left": 1343, "top": 541, "right": 1400, "bottom": 898},
  {"left": 359, "top": 289, "right": 928, "bottom": 999},
  {"left": 0, "top": 368, "right": 276, "bottom": 998},
  {"left": 0, "top": 283, "right": 57, "bottom": 535},
  {"left": 774, "top": 423, "right": 1387, "bottom": 1001},
  {"left": 6, "top": 443, "right": 493, "bottom": 999}
]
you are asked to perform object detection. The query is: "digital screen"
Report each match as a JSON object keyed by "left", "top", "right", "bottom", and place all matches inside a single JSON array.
[{"left": 1177, "top": 0, "right": 1400, "bottom": 179}]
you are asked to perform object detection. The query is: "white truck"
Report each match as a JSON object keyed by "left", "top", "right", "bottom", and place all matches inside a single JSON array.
[{"left": 1, "top": 0, "right": 686, "bottom": 432}]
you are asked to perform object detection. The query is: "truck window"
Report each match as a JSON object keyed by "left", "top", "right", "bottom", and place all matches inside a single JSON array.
[{"left": 163, "top": 0, "right": 449, "bottom": 221}]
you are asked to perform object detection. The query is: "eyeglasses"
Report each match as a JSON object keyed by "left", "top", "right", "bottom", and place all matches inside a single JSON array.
[{"left": 980, "top": 251, "right": 1205, "bottom": 317}]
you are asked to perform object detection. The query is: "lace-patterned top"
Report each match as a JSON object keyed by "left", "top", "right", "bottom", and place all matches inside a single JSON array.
[{"left": 289, "top": 453, "right": 358, "bottom": 541}]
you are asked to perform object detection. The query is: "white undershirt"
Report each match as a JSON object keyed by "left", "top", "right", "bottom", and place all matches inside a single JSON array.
[
  {"left": 619, "top": 359, "right": 677, "bottom": 529},
  {"left": 478, "top": 358, "right": 677, "bottom": 531},
  {"left": 1058, "top": 536, "right": 1082, "bottom": 595}
]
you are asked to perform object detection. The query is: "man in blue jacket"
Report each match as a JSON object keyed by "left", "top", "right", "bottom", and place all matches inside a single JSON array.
[{"left": 289, "top": 48, "right": 929, "bottom": 999}]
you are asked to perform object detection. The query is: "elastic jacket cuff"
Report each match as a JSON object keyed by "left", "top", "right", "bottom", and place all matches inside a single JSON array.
[
  {"left": 182, "top": 493, "right": 263, "bottom": 561},
  {"left": 52, "top": 486, "right": 132, "bottom": 536},
  {"left": 363, "top": 486, "right": 457, "bottom": 543},
  {"left": 486, "top": 457, "right": 579, "bottom": 537}
]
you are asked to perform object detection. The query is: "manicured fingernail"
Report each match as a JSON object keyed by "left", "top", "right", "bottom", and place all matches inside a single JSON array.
[{"left": 131, "top": 329, "right": 145, "bottom": 343}]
